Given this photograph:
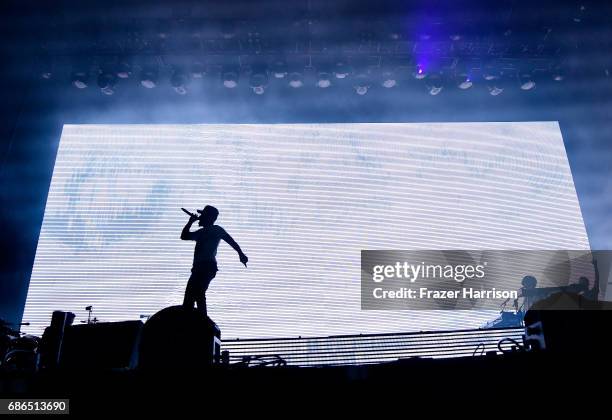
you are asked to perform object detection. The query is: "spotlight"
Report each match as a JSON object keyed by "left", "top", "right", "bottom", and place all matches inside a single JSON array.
[
  {"left": 249, "top": 66, "right": 268, "bottom": 94},
  {"left": 573, "top": 4, "right": 586, "bottom": 23},
  {"left": 171, "top": 70, "right": 188, "bottom": 95},
  {"left": 425, "top": 73, "right": 444, "bottom": 95},
  {"left": 222, "top": 68, "right": 239, "bottom": 88},
  {"left": 271, "top": 60, "right": 288, "bottom": 79},
  {"left": 39, "top": 59, "right": 54, "bottom": 80},
  {"left": 552, "top": 67, "right": 565, "bottom": 82},
  {"left": 488, "top": 85, "right": 503, "bottom": 95},
  {"left": 519, "top": 71, "right": 536, "bottom": 90},
  {"left": 334, "top": 60, "right": 350, "bottom": 79},
  {"left": 317, "top": 71, "right": 332, "bottom": 88},
  {"left": 483, "top": 68, "right": 505, "bottom": 95},
  {"left": 220, "top": 20, "right": 236, "bottom": 40},
  {"left": 140, "top": 68, "right": 158, "bottom": 88},
  {"left": 71, "top": 71, "right": 89, "bottom": 89},
  {"left": 116, "top": 60, "right": 132, "bottom": 79},
  {"left": 456, "top": 71, "right": 473, "bottom": 90},
  {"left": 483, "top": 67, "right": 499, "bottom": 81},
  {"left": 288, "top": 72, "right": 304, "bottom": 88},
  {"left": 485, "top": 70, "right": 508, "bottom": 95},
  {"left": 381, "top": 70, "right": 397, "bottom": 88},
  {"left": 414, "top": 64, "right": 426, "bottom": 80},
  {"left": 97, "top": 72, "right": 117, "bottom": 95},
  {"left": 191, "top": 62, "right": 205, "bottom": 79},
  {"left": 487, "top": 79, "right": 504, "bottom": 96},
  {"left": 353, "top": 73, "right": 370, "bottom": 95}
]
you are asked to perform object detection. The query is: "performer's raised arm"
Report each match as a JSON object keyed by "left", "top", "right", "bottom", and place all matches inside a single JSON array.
[{"left": 181, "top": 214, "right": 199, "bottom": 240}]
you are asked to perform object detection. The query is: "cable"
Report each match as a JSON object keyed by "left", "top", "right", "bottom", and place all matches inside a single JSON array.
[
  {"left": 472, "top": 343, "right": 486, "bottom": 356},
  {"left": 497, "top": 337, "right": 525, "bottom": 354}
]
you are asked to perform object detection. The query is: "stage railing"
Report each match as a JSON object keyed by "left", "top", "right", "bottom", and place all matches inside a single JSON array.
[{"left": 221, "top": 327, "right": 525, "bottom": 367}]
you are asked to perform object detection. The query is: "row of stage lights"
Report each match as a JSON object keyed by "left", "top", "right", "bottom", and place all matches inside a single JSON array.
[{"left": 66, "top": 62, "right": 565, "bottom": 97}]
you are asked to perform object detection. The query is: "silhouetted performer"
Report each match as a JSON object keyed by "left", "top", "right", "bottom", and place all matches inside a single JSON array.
[
  {"left": 181, "top": 205, "right": 248, "bottom": 316},
  {"left": 578, "top": 258, "right": 600, "bottom": 300}
]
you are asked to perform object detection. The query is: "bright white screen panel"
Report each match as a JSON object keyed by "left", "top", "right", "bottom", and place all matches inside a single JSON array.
[{"left": 24, "top": 122, "right": 589, "bottom": 337}]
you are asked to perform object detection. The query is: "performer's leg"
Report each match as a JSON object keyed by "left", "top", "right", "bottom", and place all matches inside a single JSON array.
[
  {"left": 195, "top": 293, "right": 207, "bottom": 317},
  {"left": 194, "top": 269, "right": 216, "bottom": 317},
  {"left": 183, "top": 274, "right": 197, "bottom": 309}
]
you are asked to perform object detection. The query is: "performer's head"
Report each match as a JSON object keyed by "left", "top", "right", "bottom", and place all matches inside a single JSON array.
[
  {"left": 578, "top": 276, "right": 590, "bottom": 291},
  {"left": 198, "top": 205, "right": 219, "bottom": 227},
  {"left": 521, "top": 275, "right": 537, "bottom": 289}
]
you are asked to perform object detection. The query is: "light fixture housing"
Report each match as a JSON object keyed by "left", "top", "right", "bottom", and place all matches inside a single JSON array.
[
  {"left": 288, "top": 72, "right": 304, "bottom": 88},
  {"left": 71, "top": 71, "right": 89, "bottom": 89},
  {"left": 381, "top": 70, "right": 397, "bottom": 88},
  {"left": 97, "top": 72, "right": 117, "bottom": 95},
  {"left": 317, "top": 71, "right": 332, "bottom": 88},
  {"left": 140, "top": 68, "right": 158, "bottom": 89},
  {"left": 222, "top": 68, "right": 239, "bottom": 88},
  {"left": 171, "top": 70, "right": 188, "bottom": 95}
]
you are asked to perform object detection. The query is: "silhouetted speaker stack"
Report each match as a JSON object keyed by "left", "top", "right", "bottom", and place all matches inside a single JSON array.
[
  {"left": 138, "top": 305, "right": 221, "bottom": 370},
  {"left": 39, "top": 310, "right": 75, "bottom": 369},
  {"left": 524, "top": 292, "right": 612, "bottom": 354},
  {"left": 39, "top": 306, "right": 220, "bottom": 370},
  {"left": 60, "top": 321, "right": 143, "bottom": 369}
]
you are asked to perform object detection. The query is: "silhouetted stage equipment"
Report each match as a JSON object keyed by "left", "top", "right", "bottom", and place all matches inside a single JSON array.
[
  {"left": 524, "top": 292, "right": 612, "bottom": 354},
  {"left": 138, "top": 306, "right": 221, "bottom": 369},
  {"left": 39, "top": 310, "right": 75, "bottom": 369},
  {"left": 59, "top": 321, "right": 143, "bottom": 370},
  {"left": 481, "top": 311, "right": 523, "bottom": 329},
  {"left": 0, "top": 319, "right": 39, "bottom": 370}
]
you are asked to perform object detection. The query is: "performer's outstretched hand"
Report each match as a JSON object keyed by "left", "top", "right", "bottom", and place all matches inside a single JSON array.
[{"left": 239, "top": 252, "right": 249, "bottom": 267}]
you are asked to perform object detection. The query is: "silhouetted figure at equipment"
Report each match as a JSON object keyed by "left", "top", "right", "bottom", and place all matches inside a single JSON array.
[
  {"left": 519, "top": 275, "right": 538, "bottom": 311},
  {"left": 519, "top": 257, "right": 601, "bottom": 312},
  {"left": 181, "top": 205, "right": 248, "bottom": 316},
  {"left": 577, "top": 258, "right": 600, "bottom": 300}
]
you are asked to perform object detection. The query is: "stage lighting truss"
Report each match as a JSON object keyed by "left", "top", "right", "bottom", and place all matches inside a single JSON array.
[
  {"left": 72, "top": 58, "right": 563, "bottom": 97},
  {"left": 37, "top": 10, "right": 576, "bottom": 99},
  {"left": 64, "top": 51, "right": 562, "bottom": 97}
]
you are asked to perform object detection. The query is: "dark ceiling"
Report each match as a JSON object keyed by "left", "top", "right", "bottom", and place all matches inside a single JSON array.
[{"left": 2, "top": 0, "right": 610, "bottom": 87}]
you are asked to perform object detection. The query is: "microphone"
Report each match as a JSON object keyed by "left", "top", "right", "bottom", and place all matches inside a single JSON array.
[{"left": 181, "top": 207, "right": 198, "bottom": 218}]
